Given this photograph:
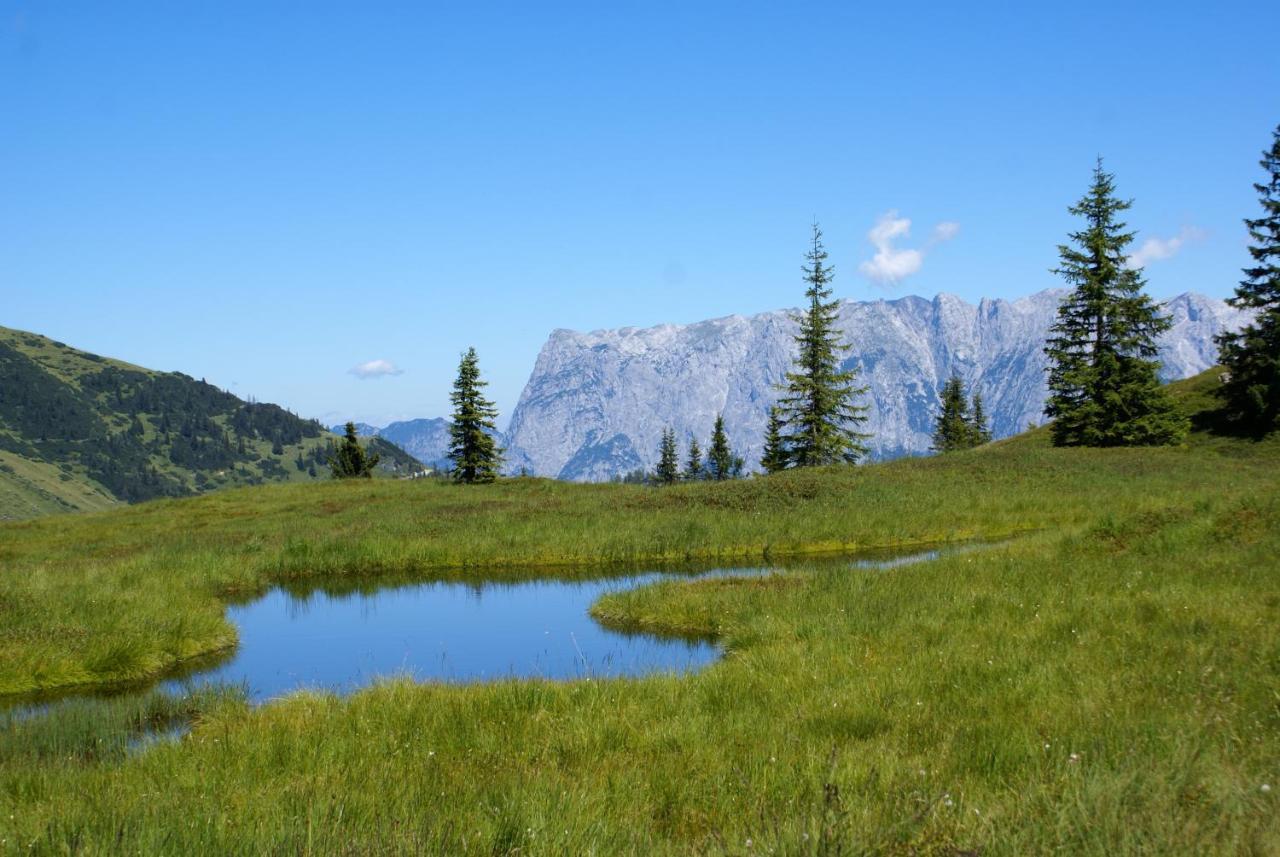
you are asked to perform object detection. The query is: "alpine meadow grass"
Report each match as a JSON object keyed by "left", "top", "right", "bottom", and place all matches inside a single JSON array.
[{"left": 0, "top": 371, "right": 1277, "bottom": 854}]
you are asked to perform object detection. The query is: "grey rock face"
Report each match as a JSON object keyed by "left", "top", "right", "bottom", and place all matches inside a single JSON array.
[{"left": 504, "top": 290, "right": 1250, "bottom": 480}]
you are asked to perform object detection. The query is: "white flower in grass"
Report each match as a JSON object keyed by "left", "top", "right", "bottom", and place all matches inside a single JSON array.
[{"left": 1262, "top": 783, "right": 1271, "bottom": 793}]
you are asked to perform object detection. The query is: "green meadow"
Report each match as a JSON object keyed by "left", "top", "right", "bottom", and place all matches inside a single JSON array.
[{"left": 1, "top": 371, "right": 1277, "bottom": 854}]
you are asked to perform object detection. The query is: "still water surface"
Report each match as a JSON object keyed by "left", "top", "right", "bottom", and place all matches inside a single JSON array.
[
  {"left": 198, "top": 571, "right": 722, "bottom": 701},
  {"left": 7, "top": 548, "right": 945, "bottom": 712},
  {"left": 188, "top": 549, "right": 939, "bottom": 701}
]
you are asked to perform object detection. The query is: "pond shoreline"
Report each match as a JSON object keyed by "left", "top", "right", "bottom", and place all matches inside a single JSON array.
[{"left": 2, "top": 543, "right": 975, "bottom": 713}]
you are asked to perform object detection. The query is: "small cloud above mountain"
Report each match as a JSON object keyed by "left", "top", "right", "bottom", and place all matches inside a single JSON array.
[
  {"left": 1126, "top": 226, "right": 1205, "bottom": 269},
  {"left": 859, "top": 211, "right": 959, "bottom": 286},
  {"left": 349, "top": 359, "right": 404, "bottom": 379}
]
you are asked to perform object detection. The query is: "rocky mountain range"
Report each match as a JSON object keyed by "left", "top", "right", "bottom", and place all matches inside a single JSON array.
[{"left": 500, "top": 289, "right": 1249, "bottom": 481}]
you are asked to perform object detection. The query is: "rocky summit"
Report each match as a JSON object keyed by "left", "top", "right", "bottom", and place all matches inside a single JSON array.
[{"left": 503, "top": 290, "right": 1249, "bottom": 481}]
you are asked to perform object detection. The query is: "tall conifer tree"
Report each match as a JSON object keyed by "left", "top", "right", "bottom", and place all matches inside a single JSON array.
[
  {"left": 329, "top": 422, "right": 380, "bottom": 478},
  {"left": 932, "top": 375, "right": 973, "bottom": 452},
  {"left": 1044, "top": 161, "right": 1187, "bottom": 446},
  {"left": 970, "top": 392, "right": 992, "bottom": 445},
  {"left": 448, "top": 347, "right": 503, "bottom": 483},
  {"left": 1216, "top": 123, "right": 1280, "bottom": 432},
  {"left": 684, "top": 436, "right": 704, "bottom": 480},
  {"left": 778, "top": 223, "right": 871, "bottom": 465},
  {"left": 655, "top": 427, "right": 679, "bottom": 485},
  {"left": 707, "top": 414, "right": 738, "bottom": 480},
  {"left": 760, "top": 406, "right": 789, "bottom": 473}
]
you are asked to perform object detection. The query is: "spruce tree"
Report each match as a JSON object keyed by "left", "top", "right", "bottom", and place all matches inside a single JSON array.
[
  {"left": 655, "top": 427, "right": 679, "bottom": 485},
  {"left": 931, "top": 375, "right": 972, "bottom": 452},
  {"left": 970, "top": 392, "right": 992, "bottom": 445},
  {"left": 328, "top": 422, "right": 380, "bottom": 478},
  {"left": 684, "top": 436, "right": 704, "bottom": 480},
  {"left": 777, "top": 223, "right": 871, "bottom": 465},
  {"left": 1216, "top": 123, "right": 1280, "bottom": 432},
  {"left": 760, "top": 406, "right": 789, "bottom": 473},
  {"left": 448, "top": 347, "right": 504, "bottom": 484},
  {"left": 707, "top": 414, "right": 737, "bottom": 480},
  {"left": 1044, "top": 160, "right": 1188, "bottom": 447}
]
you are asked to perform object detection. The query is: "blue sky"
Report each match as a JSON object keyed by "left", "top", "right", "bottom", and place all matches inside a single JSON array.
[{"left": 2, "top": 2, "right": 1276, "bottom": 427}]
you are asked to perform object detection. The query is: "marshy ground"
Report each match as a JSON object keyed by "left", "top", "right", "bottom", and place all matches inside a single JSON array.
[{"left": 1, "top": 372, "right": 1277, "bottom": 854}]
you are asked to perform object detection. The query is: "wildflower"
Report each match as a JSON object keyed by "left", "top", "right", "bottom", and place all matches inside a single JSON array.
[
  {"left": 1068, "top": 753, "right": 1080, "bottom": 764},
  {"left": 1263, "top": 784, "right": 1272, "bottom": 793}
]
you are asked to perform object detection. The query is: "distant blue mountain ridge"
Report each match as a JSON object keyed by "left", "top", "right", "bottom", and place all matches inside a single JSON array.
[{"left": 329, "top": 418, "right": 454, "bottom": 469}]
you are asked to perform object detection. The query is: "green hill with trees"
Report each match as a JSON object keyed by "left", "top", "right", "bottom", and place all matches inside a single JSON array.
[{"left": 0, "top": 326, "right": 421, "bottom": 520}]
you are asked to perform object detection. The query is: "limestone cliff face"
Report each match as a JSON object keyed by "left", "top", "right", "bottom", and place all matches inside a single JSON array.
[{"left": 503, "top": 290, "right": 1249, "bottom": 481}]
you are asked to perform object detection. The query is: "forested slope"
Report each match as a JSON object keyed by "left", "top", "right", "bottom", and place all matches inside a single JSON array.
[{"left": 0, "top": 326, "right": 419, "bottom": 520}]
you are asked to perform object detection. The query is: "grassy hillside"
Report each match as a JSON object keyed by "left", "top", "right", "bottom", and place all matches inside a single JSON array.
[
  {"left": 0, "top": 326, "right": 421, "bottom": 521},
  {"left": 0, "top": 371, "right": 1276, "bottom": 854},
  {"left": 0, "top": 449, "right": 119, "bottom": 518}
]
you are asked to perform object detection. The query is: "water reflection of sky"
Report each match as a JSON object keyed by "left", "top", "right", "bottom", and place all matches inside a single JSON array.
[
  {"left": 188, "top": 572, "right": 726, "bottom": 702},
  {"left": 3, "top": 546, "right": 956, "bottom": 713}
]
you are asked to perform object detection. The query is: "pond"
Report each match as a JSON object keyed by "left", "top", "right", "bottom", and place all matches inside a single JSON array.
[
  {"left": 198, "top": 571, "right": 724, "bottom": 701},
  {"left": 6, "top": 546, "right": 946, "bottom": 711}
]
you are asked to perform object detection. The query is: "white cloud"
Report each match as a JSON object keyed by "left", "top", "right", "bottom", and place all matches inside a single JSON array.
[
  {"left": 1126, "top": 226, "right": 1205, "bottom": 269},
  {"left": 858, "top": 211, "right": 958, "bottom": 286},
  {"left": 932, "top": 221, "right": 961, "bottom": 242},
  {"left": 349, "top": 359, "right": 404, "bottom": 379}
]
